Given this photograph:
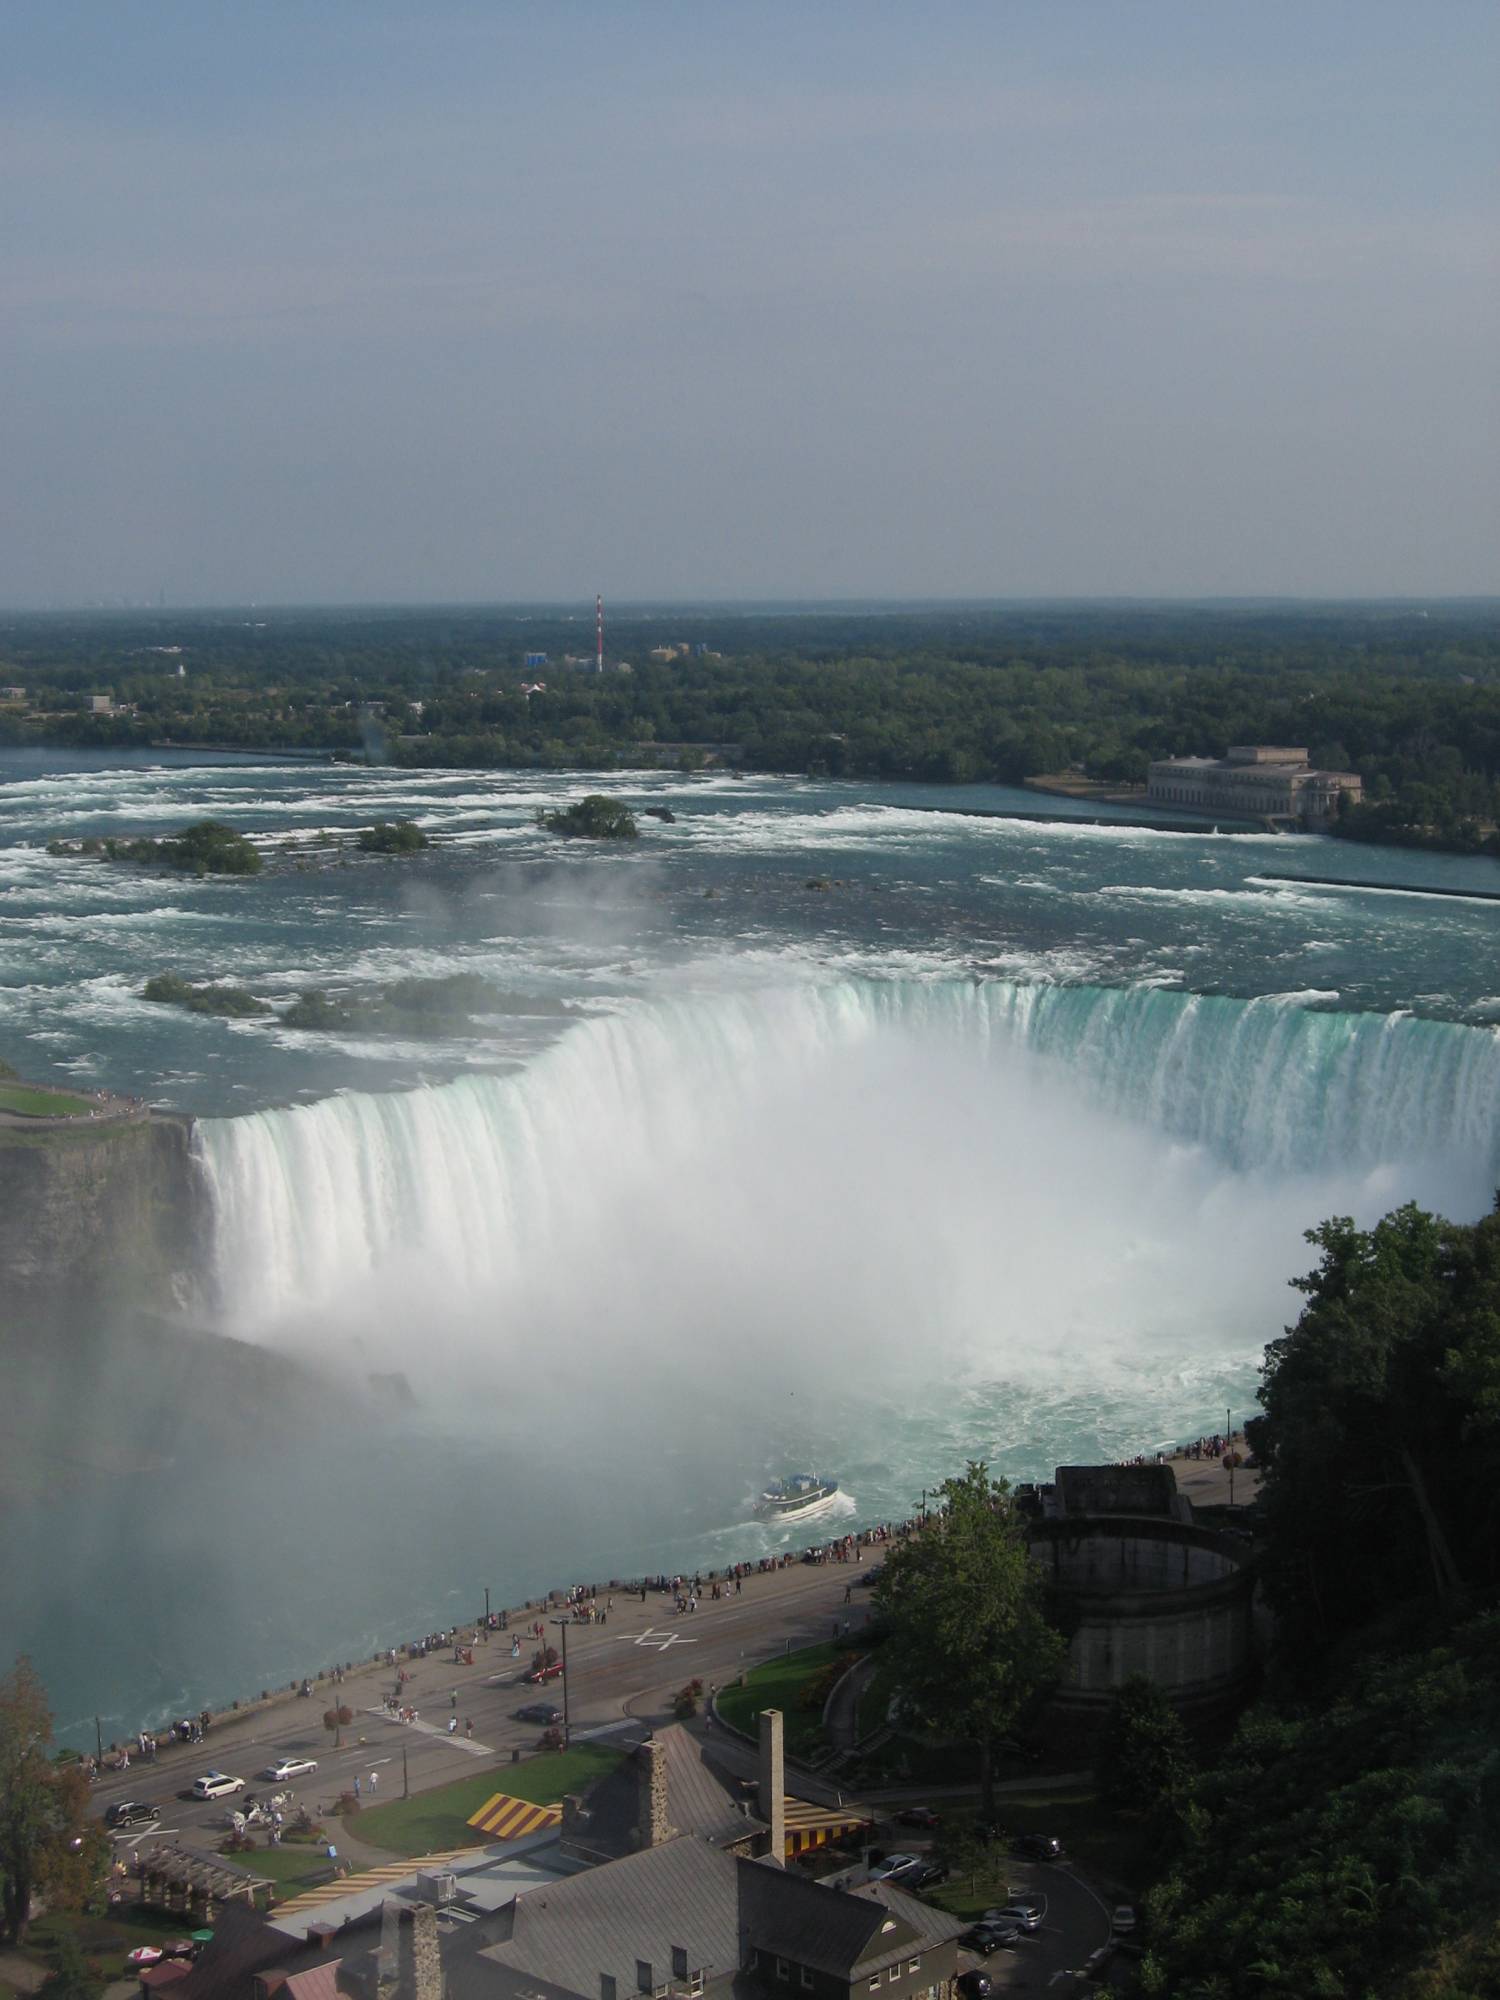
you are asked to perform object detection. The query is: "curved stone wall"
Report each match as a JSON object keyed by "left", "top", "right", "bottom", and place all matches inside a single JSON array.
[{"left": 1031, "top": 1515, "right": 1255, "bottom": 1715}]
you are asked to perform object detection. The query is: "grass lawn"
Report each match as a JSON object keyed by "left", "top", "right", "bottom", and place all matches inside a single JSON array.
[
  {"left": 716, "top": 1642, "right": 848, "bottom": 1758},
  {"left": 230, "top": 1844, "right": 337, "bottom": 1895},
  {"left": 928, "top": 1790, "right": 1147, "bottom": 1915},
  {"left": 352, "top": 1743, "right": 625, "bottom": 1858},
  {"left": 0, "top": 1081, "right": 94, "bottom": 1117}
]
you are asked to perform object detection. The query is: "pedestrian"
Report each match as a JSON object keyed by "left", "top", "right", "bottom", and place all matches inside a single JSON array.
[
  {"left": 844, "top": 1584, "right": 852, "bottom": 1603},
  {"left": 369, "top": 1771, "right": 378, "bottom": 1794},
  {"left": 464, "top": 1717, "right": 473, "bottom": 1738},
  {"left": 447, "top": 1716, "right": 457, "bottom": 1736},
  {"left": 450, "top": 1690, "right": 457, "bottom": 1710},
  {"left": 354, "top": 1775, "right": 361, "bottom": 1800}
]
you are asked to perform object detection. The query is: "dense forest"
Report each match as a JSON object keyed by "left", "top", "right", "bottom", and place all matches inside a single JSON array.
[
  {"left": 2, "top": 602, "right": 1499, "bottom": 852},
  {"left": 1132, "top": 1199, "right": 1500, "bottom": 1997}
]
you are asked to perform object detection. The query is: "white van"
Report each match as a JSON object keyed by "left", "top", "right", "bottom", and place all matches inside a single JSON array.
[{"left": 191, "top": 1771, "right": 245, "bottom": 1799}]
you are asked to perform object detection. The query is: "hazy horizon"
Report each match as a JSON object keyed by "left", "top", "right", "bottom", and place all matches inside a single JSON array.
[
  {"left": 5, "top": 593, "right": 1500, "bottom": 618},
  {"left": 4, "top": 2, "right": 1496, "bottom": 604}
]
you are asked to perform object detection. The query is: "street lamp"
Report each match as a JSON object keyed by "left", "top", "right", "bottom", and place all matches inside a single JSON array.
[{"left": 550, "top": 1617, "right": 572, "bottom": 1747}]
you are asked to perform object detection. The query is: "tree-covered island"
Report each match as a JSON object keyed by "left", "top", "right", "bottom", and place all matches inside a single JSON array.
[
  {"left": 535, "top": 794, "right": 640, "bottom": 839},
  {"left": 5, "top": 603, "right": 1500, "bottom": 853}
]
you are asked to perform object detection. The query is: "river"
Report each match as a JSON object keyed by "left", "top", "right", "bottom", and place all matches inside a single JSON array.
[{"left": 1, "top": 750, "right": 1496, "bottom": 1742}]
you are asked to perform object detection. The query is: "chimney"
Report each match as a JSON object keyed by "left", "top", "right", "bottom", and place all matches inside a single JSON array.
[
  {"left": 636, "top": 1738, "right": 675, "bottom": 1850},
  {"left": 410, "top": 1900, "right": 443, "bottom": 2000},
  {"left": 375, "top": 1899, "right": 444, "bottom": 2000},
  {"left": 757, "top": 1709, "right": 785, "bottom": 1867},
  {"left": 376, "top": 1900, "right": 401, "bottom": 1999}
]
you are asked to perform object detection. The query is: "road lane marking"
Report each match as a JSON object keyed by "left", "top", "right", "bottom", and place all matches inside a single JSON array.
[{"left": 622, "top": 1628, "right": 699, "bottom": 1651}]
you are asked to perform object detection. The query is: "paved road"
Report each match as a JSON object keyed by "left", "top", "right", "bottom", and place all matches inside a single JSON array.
[{"left": 88, "top": 1552, "right": 886, "bottom": 1846}]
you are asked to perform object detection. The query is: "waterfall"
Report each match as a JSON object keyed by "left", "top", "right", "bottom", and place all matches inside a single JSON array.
[{"left": 196, "top": 978, "right": 1500, "bottom": 1331}]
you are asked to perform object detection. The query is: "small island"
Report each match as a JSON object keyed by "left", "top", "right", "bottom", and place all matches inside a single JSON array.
[
  {"left": 142, "top": 974, "right": 271, "bottom": 1018},
  {"left": 357, "top": 819, "right": 429, "bottom": 853},
  {"left": 535, "top": 795, "right": 639, "bottom": 840},
  {"left": 49, "top": 818, "right": 262, "bottom": 875}
]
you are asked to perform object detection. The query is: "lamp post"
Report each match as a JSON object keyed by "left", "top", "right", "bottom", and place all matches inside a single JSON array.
[
  {"left": 1227, "top": 1406, "right": 1235, "bottom": 1508},
  {"left": 551, "top": 1617, "right": 572, "bottom": 1747},
  {"left": 484, "top": 1587, "right": 491, "bottom": 1639}
]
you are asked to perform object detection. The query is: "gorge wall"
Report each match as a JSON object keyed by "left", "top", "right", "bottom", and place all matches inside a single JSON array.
[{"left": 0, "top": 1112, "right": 205, "bottom": 1318}]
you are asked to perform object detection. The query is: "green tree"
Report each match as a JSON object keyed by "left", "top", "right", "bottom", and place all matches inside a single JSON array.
[
  {"left": 36, "top": 1933, "right": 100, "bottom": 1999},
  {"left": 357, "top": 819, "right": 429, "bottom": 853},
  {"left": 935, "top": 1819, "right": 1004, "bottom": 1898},
  {"left": 1252, "top": 1201, "right": 1500, "bottom": 1660},
  {"left": 323, "top": 1704, "right": 353, "bottom": 1750},
  {"left": 0, "top": 1660, "right": 100, "bottom": 1946},
  {"left": 1094, "top": 1675, "right": 1194, "bottom": 1823},
  {"left": 536, "top": 794, "right": 639, "bottom": 839},
  {"left": 873, "top": 1462, "right": 1063, "bottom": 1811}
]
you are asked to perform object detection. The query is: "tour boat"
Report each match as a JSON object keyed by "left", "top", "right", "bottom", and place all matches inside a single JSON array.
[{"left": 760, "top": 1472, "right": 839, "bottom": 1518}]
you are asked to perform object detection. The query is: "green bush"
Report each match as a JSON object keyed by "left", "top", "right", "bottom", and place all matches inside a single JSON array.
[
  {"left": 142, "top": 974, "right": 270, "bottom": 1017},
  {"left": 536, "top": 795, "right": 639, "bottom": 839},
  {"left": 357, "top": 819, "right": 429, "bottom": 853}
]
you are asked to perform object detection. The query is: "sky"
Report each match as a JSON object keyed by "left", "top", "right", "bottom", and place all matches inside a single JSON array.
[{"left": 1, "top": 1, "right": 1496, "bottom": 605}]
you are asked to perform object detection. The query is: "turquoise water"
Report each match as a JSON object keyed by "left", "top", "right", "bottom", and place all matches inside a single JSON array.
[{"left": 2, "top": 750, "right": 1497, "bottom": 1742}]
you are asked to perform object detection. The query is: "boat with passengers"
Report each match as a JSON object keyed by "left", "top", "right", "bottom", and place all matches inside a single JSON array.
[{"left": 759, "top": 1472, "right": 840, "bottom": 1518}]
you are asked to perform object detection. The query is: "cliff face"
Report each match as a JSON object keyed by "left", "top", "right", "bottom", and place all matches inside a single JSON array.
[{"left": 0, "top": 1114, "right": 206, "bottom": 1316}]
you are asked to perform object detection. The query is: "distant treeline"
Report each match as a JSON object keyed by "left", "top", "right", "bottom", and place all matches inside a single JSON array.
[{"left": 3, "top": 603, "right": 1499, "bottom": 852}]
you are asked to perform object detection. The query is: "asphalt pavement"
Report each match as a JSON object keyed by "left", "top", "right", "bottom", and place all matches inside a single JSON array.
[{"left": 89, "top": 1550, "right": 885, "bottom": 1847}]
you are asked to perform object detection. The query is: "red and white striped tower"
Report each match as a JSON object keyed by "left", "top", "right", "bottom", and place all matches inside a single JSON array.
[{"left": 596, "top": 594, "right": 604, "bottom": 673}]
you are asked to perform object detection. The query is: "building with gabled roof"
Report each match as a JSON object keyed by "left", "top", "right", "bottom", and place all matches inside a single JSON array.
[{"left": 444, "top": 1840, "right": 964, "bottom": 2000}]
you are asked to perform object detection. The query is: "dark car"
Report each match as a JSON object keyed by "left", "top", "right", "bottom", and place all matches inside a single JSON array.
[
  {"left": 955, "top": 1974, "right": 991, "bottom": 2000},
  {"left": 105, "top": 1800, "right": 160, "bottom": 1830},
  {"left": 856, "top": 1564, "right": 885, "bottom": 1587},
  {"left": 515, "top": 1702, "right": 564, "bottom": 1726},
  {"left": 897, "top": 1805, "right": 940, "bottom": 1829},
  {"left": 1014, "top": 1832, "right": 1065, "bottom": 1860},
  {"left": 959, "top": 1924, "right": 1020, "bottom": 1957},
  {"left": 909, "top": 1860, "right": 949, "bottom": 1889}
]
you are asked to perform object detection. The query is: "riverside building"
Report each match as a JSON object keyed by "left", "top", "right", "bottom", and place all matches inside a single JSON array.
[{"left": 1146, "top": 745, "right": 1362, "bottom": 828}]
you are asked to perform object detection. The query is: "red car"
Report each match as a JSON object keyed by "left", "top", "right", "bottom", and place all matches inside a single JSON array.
[
  {"left": 897, "top": 1805, "right": 941, "bottom": 1829},
  {"left": 526, "top": 1660, "right": 564, "bottom": 1684}
]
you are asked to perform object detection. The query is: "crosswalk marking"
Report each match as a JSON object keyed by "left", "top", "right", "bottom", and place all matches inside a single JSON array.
[
  {"left": 272, "top": 1847, "right": 477, "bottom": 1917},
  {"left": 361, "top": 1708, "right": 493, "bottom": 1755}
]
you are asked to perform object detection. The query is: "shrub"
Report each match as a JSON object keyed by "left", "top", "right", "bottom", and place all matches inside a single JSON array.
[
  {"left": 536, "top": 795, "right": 639, "bottom": 840},
  {"left": 357, "top": 819, "right": 429, "bottom": 853}
]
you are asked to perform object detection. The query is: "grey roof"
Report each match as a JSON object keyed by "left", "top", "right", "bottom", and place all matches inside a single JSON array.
[
  {"left": 735, "top": 1858, "right": 920, "bottom": 1978},
  {"left": 572, "top": 1725, "right": 763, "bottom": 1859},
  {"left": 468, "top": 1836, "right": 742, "bottom": 2000},
  {"left": 851, "top": 1882, "right": 969, "bottom": 1953},
  {"left": 658, "top": 1727, "right": 763, "bottom": 1848}
]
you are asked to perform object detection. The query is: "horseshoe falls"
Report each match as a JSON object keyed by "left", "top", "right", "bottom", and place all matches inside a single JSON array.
[
  {"left": 197, "top": 976, "right": 1500, "bottom": 1369},
  {"left": 8, "top": 753, "right": 1500, "bottom": 1743}
]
